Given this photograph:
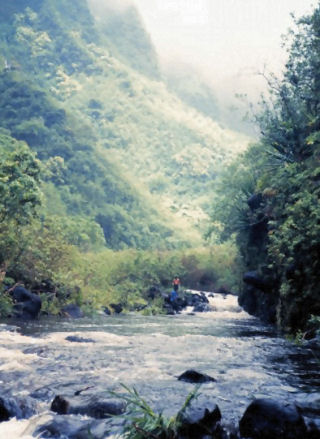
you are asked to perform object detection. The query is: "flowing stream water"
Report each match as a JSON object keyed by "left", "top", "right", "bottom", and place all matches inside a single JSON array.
[{"left": 0, "top": 293, "right": 319, "bottom": 438}]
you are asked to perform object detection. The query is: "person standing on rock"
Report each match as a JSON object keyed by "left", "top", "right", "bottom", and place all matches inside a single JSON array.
[{"left": 172, "top": 276, "right": 180, "bottom": 292}]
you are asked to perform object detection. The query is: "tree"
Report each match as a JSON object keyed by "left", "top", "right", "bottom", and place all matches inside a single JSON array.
[
  {"left": 0, "top": 130, "right": 42, "bottom": 280},
  {"left": 208, "top": 3, "right": 320, "bottom": 332}
]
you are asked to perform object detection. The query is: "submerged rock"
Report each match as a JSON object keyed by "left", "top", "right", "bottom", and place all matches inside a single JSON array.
[
  {"left": 33, "top": 414, "right": 123, "bottom": 439},
  {"left": 65, "top": 335, "right": 95, "bottom": 343}
]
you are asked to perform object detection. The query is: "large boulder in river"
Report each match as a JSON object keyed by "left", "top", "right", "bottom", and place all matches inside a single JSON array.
[
  {"left": 178, "top": 369, "right": 216, "bottom": 384},
  {"left": 11, "top": 286, "right": 41, "bottom": 319},
  {"left": 177, "top": 395, "right": 223, "bottom": 439},
  {"left": 239, "top": 398, "right": 308, "bottom": 439},
  {"left": 51, "top": 394, "right": 125, "bottom": 419},
  {"left": 185, "top": 291, "right": 209, "bottom": 307},
  {"left": 0, "top": 395, "right": 38, "bottom": 421}
]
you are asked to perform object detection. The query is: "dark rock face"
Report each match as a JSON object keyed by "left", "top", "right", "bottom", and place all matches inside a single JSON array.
[
  {"left": 164, "top": 291, "right": 211, "bottom": 315},
  {"left": 0, "top": 395, "right": 38, "bottom": 421},
  {"left": 243, "top": 271, "right": 267, "bottom": 291},
  {"left": 177, "top": 396, "right": 223, "bottom": 439},
  {"left": 238, "top": 284, "right": 277, "bottom": 324},
  {"left": 11, "top": 286, "right": 41, "bottom": 319},
  {"left": 239, "top": 398, "right": 308, "bottom": 439},
  {"left": 51, "top": 395, "right": 70, "bottom": 415},
  {"left": 240, "top": 271, "right": 278, "bottom": 324},
  {"left": 178, "top": 369, "right": 216, "bottom": 384},
  {"left": 61, "top": 304, "right": 84, "bottom": 318},
  {"left": 185, "top": 291, "right": 209, "bottom": 308},
  {"left": 50, "top": 394, "right": 126, "bottom": 419}
]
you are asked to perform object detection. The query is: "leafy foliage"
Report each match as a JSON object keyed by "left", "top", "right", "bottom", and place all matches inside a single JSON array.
[
  {"left": 0, "top": 130, "right": 42, "bottom": 276},
  {"left": 88, "top": 0, "right": 160, "bottom": 79},
  {"left": 110, "top": 384, "right": 200, "bottom": 439},
  {"left": 0, "top": 0, "right": 246, "bottom": 315},
  {"left": 208, "top": 4, "right": 320, "bottom": 332}
]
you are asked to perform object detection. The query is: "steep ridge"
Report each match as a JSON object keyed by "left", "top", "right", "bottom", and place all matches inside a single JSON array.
[{"left": 0, "top": 0, "right": 250, "bottom": 249}]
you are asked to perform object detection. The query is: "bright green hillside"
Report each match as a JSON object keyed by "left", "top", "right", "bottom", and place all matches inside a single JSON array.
[
  {"left": 0, "top": 0, "right": 248, "bottom": 315},
  {"left": 0, "top": 0, "right": 249, "bottom": 247}
]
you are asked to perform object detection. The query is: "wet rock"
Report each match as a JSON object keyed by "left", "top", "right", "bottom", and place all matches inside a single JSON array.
[
  {"left": 33, "top": 415, "right": 109, "bottom": 439},
  {"left": 296, "top": 393, "right": 320, "bottom": 435},
  {"left": 34, "top": 415, "right": 125, "bottom": 439},
  {"left": 177, "top": 395, "right": 223, "bottom": 439},
  {"left": 239, "top": 398, "right": 308, "bottom": 439},
  {"left": 305, "top": 420, "right": 320, "bottom": 439},
  {"left": 61, "top": 304, "right": 84, "bottom": 318},
  {"left": 185, "top": 291, "right": 209, "bottom": 307},
  {"left": 11, "top": 286, "right": 41, "bottom": 319},
  {"left": 51, "top": 395, "right": 70, "bottom": 415},
  {"left": 65, "top": 335, "right": 95, "bottom": 343},
  {"left": 178, "top": 369, "right": 216, "bottom": 383},
  {"left": 51, "top": 394, "right": 126, "bottom": 419},
  {"left": 0, "top": 395, "right": 38, "bottom": 421},
  {"left": 164, "top": 295, "right": 187, "bottom": 314},
  {"left": 23, "top": 346, "right": 49, "bottom": 357},
  {"left": 193, "top": 302, "right": 212, "bottom": 312},
  {"left": 238, "top": 284, "right": 277, "bottom": 324},
  {"left": 302, "top": 336, "right": 320, "bottom": 350}
]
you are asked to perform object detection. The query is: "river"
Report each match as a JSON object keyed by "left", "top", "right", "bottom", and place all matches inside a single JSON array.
[{"left": 0, "top": 293, "right": 319, "bottom": 437}]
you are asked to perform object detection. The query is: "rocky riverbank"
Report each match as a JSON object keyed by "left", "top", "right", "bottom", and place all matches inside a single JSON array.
[{"left": 1, "top": 366, "right": 319, "bottom": 438}]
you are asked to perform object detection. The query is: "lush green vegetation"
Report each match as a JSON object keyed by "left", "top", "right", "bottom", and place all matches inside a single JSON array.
[
  {"left": 88, "top": 0, "right": 160, "bottom": 80},
  {"left": 2, "top": 235, "right": 240, "bottom": 317},
  {"left": 0, "top": 0, "right": 248, "bottom": 318},
  {"left": 110, "top": 384, "right": 201, "bottom": 439},
  {"left": 208, "top": 5, "right": 320, "bottom": 333}
]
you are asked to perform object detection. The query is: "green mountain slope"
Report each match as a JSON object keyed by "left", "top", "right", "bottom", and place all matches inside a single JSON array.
[
  {"left": 88, "top": 0, "right": 160, "bottom": 79},
  {"left": 0, "top": 0, "right": 249, "bottom": 250}
]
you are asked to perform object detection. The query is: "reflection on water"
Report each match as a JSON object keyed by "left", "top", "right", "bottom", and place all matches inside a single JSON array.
[{"left": 0, "top": 293, "right": 318, "bottom": 436}]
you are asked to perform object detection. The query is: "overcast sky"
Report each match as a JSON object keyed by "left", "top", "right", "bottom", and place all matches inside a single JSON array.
[{"left": 134, "top": 0, "right": 315, "bottom": 98}]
